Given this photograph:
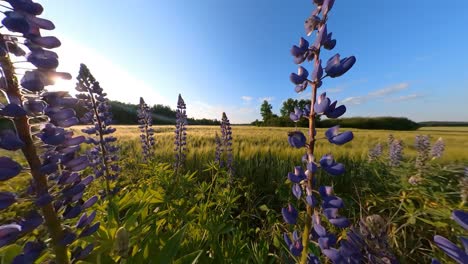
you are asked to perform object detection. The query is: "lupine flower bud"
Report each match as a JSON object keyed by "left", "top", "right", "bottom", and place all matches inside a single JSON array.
[
  {"left": 114, "top": 226, "right": 130, "bottom": 258},
  {"left": 288, "top": 131, "right": 306, "bottom": 148},
  {"left": 282, "top": 204, "right": 298, "bottom": 225}
]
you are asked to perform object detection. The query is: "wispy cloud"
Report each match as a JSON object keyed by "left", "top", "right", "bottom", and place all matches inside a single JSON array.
[
  {"left": 241, "top": 96, "right": 254, "bottom": 105},
  {"left": 241, "top": 96, "right": 253, "bottom": 102},
  {"left": 342, "top": 82, "right": 410, "bottom": 105},
  {"left": 342, "top": 96, "right": 368, "bottom": 105},
  {"left": 258, "top": 96, "right": 275, "bottom": 102},
  {"left": 368, "top": 82, "right": 409, "bottom": 97},
  {"left": 386, "top": 94, "right": 424, "bottom": 102}
]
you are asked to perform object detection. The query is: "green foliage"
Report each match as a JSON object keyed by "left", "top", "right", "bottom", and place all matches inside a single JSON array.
[
  {"left": 260, "top": 100, "right": 273, "bottom": 122},
  {"left": 319, "top": 116, "right": 420, "bottom": 130},
  {"left": 1, "top": 126, "right": 467, "bottom": 263}
]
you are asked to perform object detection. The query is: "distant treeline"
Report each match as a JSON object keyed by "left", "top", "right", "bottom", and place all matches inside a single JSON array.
[
  {"left": 252, "top": 116, "right": 420, "bottom": 131},
  {"left": 419, "top": 121, "right": 468, "bottom": 127},
  {"left": 254, "top": 99, "right": 422, "bottom": 130},
  {"left": 77, "top": 101, "right": 221, "bottom": 125}
]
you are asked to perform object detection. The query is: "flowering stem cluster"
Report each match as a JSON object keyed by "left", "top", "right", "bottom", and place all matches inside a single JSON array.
[
  {"left": 0, "top": 1, "right": 97, "bottom": 262},
  {"left": 284, "top": 0, "right": 359, "bottom": 262},
  {"left": 138, "top": 97, "right": 155, "bottom": 160},
  {"left": 75, "top": 63, "right": 119, "bottom": 197},
  {"left": 215, "top": 112, "right": 233, "bottom": 175},
  {"left": 174, "top": 94, "right": 187, "bottom": 172}
]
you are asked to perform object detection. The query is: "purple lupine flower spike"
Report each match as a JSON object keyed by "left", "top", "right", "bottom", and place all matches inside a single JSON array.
[
  {"left": 0, "top": 1, "right": 96, "bottom": 262},
  {"left": 174, "top": 94, "right": 188, "bottom": 171},
  {"left": 284, "top": 0, "right": 361, "bottom": 262},
  {"left": 138, "top": 97, "right": 155, "bottom": 160},
  {"left": 368, "top": 143, "right": 383, "bottom": 161},
  {"left": 75, "top": 63, "right": 120, "bottom": 196},
  {"left": 431, "top": 137, "right": 445, "bottom": 159},
  {"left": 219, "top": 112, "right": 234, "bottom": 176},
  {"left": 389, "top": 139, "right": 403, "bottom": 166}
]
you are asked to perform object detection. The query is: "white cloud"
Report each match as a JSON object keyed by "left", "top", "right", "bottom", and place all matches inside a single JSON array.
[
  {"left": 386, "top": 94, "right": 424, "bottom": 102},
  {"left": 342, "top": 96, "right": 367, "bottom": 105},
  {"left": 241, "top": 96, "right": 253, "bottom": 102},
  {"left": 341, "top": 82, "right": 410, "bottom": 105},
  {"left": 368, "top": 82, "right": 409, "bottom": 97}
]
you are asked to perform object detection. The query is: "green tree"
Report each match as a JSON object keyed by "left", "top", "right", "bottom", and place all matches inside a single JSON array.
[
  {"left": 260, "top": 100, "right": 273, "bottom": 122},
  {"left": 280, "top": 98, "right": 298, "bottom": 117}
]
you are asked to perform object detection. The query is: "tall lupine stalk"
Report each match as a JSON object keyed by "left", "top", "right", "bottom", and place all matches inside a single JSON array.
[
  {"left": 0, "top": 1, "right": 98, "bottom": 263},
  {"left": 174, "top": 94, "right": 187, "bottom": 172},
  {"left": 75, "top": 63, "right": 119, "bottom": 196},
  {"left": 284, "top": 0, "right": 360, "bottom": 262},
  {"left": 137, "top": 97, "right": 155, "bottom": 160},
  {"left": 217, "top": 112, "right": 233, "bottom": 176}
]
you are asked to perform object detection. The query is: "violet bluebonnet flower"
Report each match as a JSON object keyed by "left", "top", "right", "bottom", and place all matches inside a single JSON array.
[
  {"left": 431, "top": 137, "right": 445, "bottom": 159},
  {"left": 12, "top": 241, "right": 46, "bottom": 264},
  {"left": 389, "top": 139, "right": 403, "bottom": 167},
  {"left": 368, "top": 143, "right": 383, "bottom": 161},
  {"left": 174, "top": 94, "right": 187, "bottom": 171},
  {"left": 320, "top": 154, "right": 345, "bottom": 176},
  {"left": 138, "top": 97, "right": 155, "bottom": 160},
  {"left": 288, "top": 131, "right": 307, "bottom": 148},
  {"left": 325, "top": 125, "right": 353, "bottom": 146},
  {"left": 288, "top": 166, "right": 307, "bottom": 183},
  {"left": 215, "top": 112, "right": 234, "bottom": 176},
  {"left": 290, "top": 107, "right": 303, "bottom": 122},
  {"left": 415, "top": 135, "right": 430, "bottom": 172},
  {"left": 284, "top": 231, "right": 304, "bottom": 256},
  {"left": 0, "top": 1, "right": 95, "bottom": 262},
  {"left": 282, "top": 204, "right": 299, "bottom": 225},
  {"left": 284, "top": 0, "right": 358, "bottom": 262},
  {"left": 432, "top": 210, "right": 468, "bottom": 264},
  {"left": 75, "top": 63, "right": 120, "bottom": 196}
]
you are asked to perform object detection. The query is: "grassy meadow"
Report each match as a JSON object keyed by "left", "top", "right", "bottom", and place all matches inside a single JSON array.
[{"left": 1, "top": 125, "right": 467, "bottom": 263}]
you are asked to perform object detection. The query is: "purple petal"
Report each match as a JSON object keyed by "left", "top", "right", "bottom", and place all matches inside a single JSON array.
[
  {"left": 0, "top": 157, "right": 22, "bottom": 181},
  {"left": 452, "top": 210, "right": 468, "bottom": 230},
  {"left": 0, "top": 192, "right": 16, "bottom": 210},
  {"left": 434, "top": 235, "right": 468, "bottom": 264}
]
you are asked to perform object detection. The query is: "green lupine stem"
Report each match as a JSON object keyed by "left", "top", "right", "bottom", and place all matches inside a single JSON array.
[
  {"left": 300, "top": 52, "right": 320, "bottom": 264},
  {"left": 0, "top": 37, "right": 70, "bottom": 264}
]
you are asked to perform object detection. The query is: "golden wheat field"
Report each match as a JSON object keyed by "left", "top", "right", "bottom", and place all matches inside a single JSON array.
[{"left": 70, "top": 125, "right": 468, "bottom": 163}]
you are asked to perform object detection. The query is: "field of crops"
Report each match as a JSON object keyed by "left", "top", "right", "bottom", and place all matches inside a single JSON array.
[
  {"left": 2, "top": 125, "right": 467, "bottom": 263},
  {"left": 1, "top": 0, "right": 468, "bottom": 263}
]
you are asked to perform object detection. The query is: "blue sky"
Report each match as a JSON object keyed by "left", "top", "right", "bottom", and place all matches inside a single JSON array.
[{"left": 41, "top": 0, "right": 468, "bottom": 123}]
